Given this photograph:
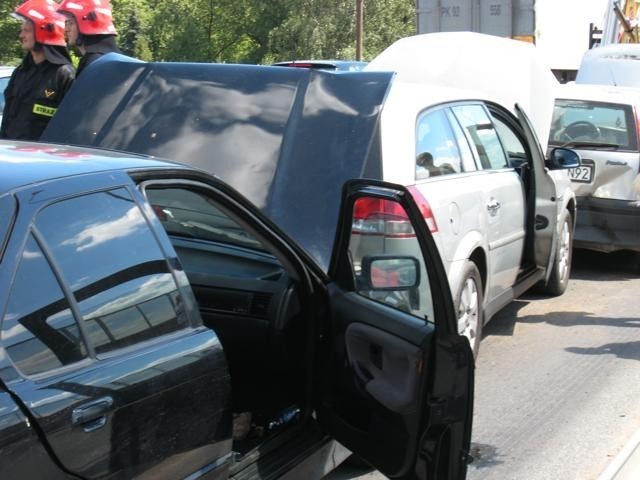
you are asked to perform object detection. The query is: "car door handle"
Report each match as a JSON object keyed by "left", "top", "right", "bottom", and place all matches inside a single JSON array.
[
  {"left": 486, "top": 200, "right": 501, "bottom": 215},
  {"left": 72, "top": 396, "right": 114, "bottom": 432}
]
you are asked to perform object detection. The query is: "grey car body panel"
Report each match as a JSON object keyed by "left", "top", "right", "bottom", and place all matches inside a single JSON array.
[{"left": 42, "top": 53, "right": 393, "bottom": 272}]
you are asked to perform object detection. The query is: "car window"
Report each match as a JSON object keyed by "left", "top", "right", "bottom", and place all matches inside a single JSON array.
[
  {"left": 491, "top": 115, "right": 528, "bottom": 167},
  {"left": 549, "top": 99, "right": 638, "bottom": 151},
  {"left": 2, "top": 235, "right": 88, "bottom": 376},
  {"left": 146, "top": 187, "right": 267, "bottom": 251},
  {"left": 452, "top": 104, "right": 509, "bottom": 170},
  {"left": 349, "top": 197, "right": 434, "bottom": 322},
  {"left": 35, "top": 188, "right": 189, "bottom": 355},
  {"left": 445, "top": 108, "right": 478, "bottom": 172},
  {"left": 415, "top": 108, "right": 463, "bottom": 179},
  {"left": 0, "top": 76, "right": 10, "bottom": 112}
]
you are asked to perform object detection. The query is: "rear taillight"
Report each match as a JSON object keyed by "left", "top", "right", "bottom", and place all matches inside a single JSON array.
[
  {"left": 351, "top": 188, "right": 438, "bottom": 238},
  {"left": 352, "top": 197, "right": 415, "bottom": 237},
  {"left": 407, "top": 186, "right": 438, "bottom": 233}
]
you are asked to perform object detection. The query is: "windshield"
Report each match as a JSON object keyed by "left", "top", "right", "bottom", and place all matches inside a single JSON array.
[{"left": 549, "top": 99, "right": 638, "bottom": 151}]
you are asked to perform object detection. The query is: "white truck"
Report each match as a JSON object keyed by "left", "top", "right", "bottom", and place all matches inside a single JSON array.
[{"left": 416, "top": 0, "right": 608, "bottom": 81}]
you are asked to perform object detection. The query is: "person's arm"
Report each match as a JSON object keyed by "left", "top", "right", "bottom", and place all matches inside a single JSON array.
[{"left": 55, "top": 64, "right": 75, "bottom": 101}]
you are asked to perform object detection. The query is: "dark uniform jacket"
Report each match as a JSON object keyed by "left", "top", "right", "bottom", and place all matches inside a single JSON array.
[
  {"left": 77, "top": 35, "right": 121, "bottom": 77},
  {"left": 0, "top": 48, "right": 75, "bottom": 141}
]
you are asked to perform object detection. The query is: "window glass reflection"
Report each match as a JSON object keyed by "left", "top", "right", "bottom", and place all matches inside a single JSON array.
[
  {"left": 2, "top": 235, "right": 87, "bottom": 376},
  {"left": 452, "top": 104, "right": 508, "bottom": 170},
  {"left": 146, "top": 187, "right": 265, "bottom": 251},
  {"left": 36, "top": 188, "right": 188, "bottom": 354},
  {"left": 349, "top": 197, "right": 434, "bottom": 322}
]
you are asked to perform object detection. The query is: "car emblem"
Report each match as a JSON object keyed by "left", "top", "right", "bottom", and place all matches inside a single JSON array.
[{"left": 44, "top": 89, "right": 55, "bottom": 98}]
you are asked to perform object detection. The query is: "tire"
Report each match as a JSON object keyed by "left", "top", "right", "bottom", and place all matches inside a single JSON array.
[
  {"left": 633, "top": 252, "right": 640, "bottom": 274},
  {"left": 542, "top": 212, "right": 573, "bottom": 296},
  {"left": 454, "top": 261, "right": 483, "bottom": 359}
]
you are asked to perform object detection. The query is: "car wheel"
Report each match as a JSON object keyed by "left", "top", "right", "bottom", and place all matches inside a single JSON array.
[
  {"left": 455, "top": 261, "right": 483, "bottom": 359},
  {"left": 542, "top": 212, "right": 573, "bottom": 296}
]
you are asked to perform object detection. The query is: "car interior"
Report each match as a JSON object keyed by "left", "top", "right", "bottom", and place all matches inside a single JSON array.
[{"left": 144, "top": 185, "right": 309, "bottom": 458}]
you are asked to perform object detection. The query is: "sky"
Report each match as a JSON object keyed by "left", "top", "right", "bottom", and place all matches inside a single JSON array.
[{"left": 535, "top": 0, "right": 610, "bottom": 70}]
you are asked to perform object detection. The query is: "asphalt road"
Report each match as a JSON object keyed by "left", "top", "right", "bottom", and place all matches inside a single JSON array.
[{"left": 325, "top": 249, "right": 640, "bottom": 480}]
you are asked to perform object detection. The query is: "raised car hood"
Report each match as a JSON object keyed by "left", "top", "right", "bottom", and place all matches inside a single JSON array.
[
  {"left": 43, "top": 54, "right": 393, "bottom": 271},
  {"left": 366, "top": 32, "right": 558, "bottom": 150}
]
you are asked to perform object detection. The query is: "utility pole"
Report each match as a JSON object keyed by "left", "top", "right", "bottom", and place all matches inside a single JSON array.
[{"left": 356, "top": 0, "right": 364, "bottom": 60}]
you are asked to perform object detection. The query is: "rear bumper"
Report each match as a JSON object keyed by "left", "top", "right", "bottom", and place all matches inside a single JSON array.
[{"left": 574, "top": 196, "right": 640, "bottom": 252}]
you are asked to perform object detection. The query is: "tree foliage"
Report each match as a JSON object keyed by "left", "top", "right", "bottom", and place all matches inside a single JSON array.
[{"left": 0, "top": 0, "right": 416, "bottom": 65}]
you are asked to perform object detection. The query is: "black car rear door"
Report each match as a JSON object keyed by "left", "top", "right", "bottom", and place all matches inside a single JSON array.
[
  {"left": 319, "top": 180, "right": 474, "bottom": 479},
  {"left": 0, "top": 172, "right": 233, "bottom": 479}
]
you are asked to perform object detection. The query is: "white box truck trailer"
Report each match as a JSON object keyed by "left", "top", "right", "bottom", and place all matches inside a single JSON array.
[{"left": 416, "top": 0, "right": 608, "bottom": 82}]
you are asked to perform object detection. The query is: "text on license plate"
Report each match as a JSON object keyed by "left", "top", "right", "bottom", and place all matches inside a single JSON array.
[{"left": 568, "top": 165, "right": 594, "bottom": 183}]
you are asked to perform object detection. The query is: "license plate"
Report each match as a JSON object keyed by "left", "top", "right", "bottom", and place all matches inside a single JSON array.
[{"left": 568, "top": 165, "right": 594, "bottom": 183}]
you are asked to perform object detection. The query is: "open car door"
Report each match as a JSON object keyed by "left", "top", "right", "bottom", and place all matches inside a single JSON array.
[
  {"left": 515, "top": 103, "right": 559, "bottom": 274},
  {"left": 319, "top": 180, "right": 474, "bottom": 479}
]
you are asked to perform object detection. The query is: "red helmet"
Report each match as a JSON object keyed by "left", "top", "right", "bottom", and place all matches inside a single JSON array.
[
  {"left": 57, "top": 0, "right": 117, "bottom": 36},
  {"left": 12, "top": 0, "right": 66, "bottom": 47}
]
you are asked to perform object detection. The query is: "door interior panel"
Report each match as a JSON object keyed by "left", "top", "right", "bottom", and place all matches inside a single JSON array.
[
  {"left": 345, "top": 322, "right": 423, "bottom": 414},
  {"left": 321, "top": 285, "right": 434, "bottom": 477}
]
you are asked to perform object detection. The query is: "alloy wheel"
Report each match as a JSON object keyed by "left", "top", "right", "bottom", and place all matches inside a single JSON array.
[{"left": 457, "top": 277, "right": 479, "bottom": 344}]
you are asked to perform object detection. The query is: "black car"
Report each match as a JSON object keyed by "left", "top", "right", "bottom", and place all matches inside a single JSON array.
[{"left": 0, "top": 143, "right": 473, "bottom": 479}]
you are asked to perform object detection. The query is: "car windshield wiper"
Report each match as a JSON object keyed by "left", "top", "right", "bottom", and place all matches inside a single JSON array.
[{"left": 560, "top": 141, "right": 620, "bottom": 150}]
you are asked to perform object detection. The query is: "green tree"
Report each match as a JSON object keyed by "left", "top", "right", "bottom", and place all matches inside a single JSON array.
[
  {"left": 265, "top": 0, "right": 415, "bottom": 63},
  {"left": 0, "top": 0, "right": 25, "bottom": 65}
]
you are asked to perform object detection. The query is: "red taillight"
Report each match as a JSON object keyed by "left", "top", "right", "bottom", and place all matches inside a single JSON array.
[
  {"left": 352, "top": 197, "right": 415, "bottom": 238},
  {"left": 351, "top": 189, "right": 438, "bottom": 238},
  {"left": 407, "top": 186, "right": 438, "bottom": 233}
]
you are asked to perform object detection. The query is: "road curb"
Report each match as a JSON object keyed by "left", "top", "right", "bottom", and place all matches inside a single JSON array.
[{"left": 598, "top": 429, "right": 640, "bottom": 480}]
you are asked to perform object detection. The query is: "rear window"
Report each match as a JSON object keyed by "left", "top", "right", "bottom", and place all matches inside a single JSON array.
[{"left": 550, "top": 99, "right": 638, "bottom": 151}]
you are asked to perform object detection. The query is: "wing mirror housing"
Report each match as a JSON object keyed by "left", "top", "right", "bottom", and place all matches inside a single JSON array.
[
  {"left": 548, "top": 147, "right": 581, "bottom": 170},
  {"left": 360, "top": 255, "right": 420, "bottom": 291}
]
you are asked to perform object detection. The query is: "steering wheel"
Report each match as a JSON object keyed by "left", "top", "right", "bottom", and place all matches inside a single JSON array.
[{"left": 560, "top": 121, "right": 601, "bottom": 141}]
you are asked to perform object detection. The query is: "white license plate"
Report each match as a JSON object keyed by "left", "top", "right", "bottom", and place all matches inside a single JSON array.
[{"left": 568, "top": 165, "right": 594, "bottom": 183}]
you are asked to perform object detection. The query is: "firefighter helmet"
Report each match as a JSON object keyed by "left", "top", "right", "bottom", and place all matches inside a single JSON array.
[
  {"left": 57, "top": 0, "right": 117, "bottom": 36},
  {"left": 12, "top": 0, "right": 66, "bottom": 47}
]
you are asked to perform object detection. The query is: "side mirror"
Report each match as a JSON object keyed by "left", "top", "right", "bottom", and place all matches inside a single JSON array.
[
  {"left": 360, "top": 255, "right": 420, "bottom": 290},
  {"left": 548, "top": 147, "right": 581, "bottom": 170}
]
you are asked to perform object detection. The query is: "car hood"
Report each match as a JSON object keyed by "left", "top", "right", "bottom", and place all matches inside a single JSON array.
[{"left": 42, "top": 54, "right": 393, "bottom": 271}]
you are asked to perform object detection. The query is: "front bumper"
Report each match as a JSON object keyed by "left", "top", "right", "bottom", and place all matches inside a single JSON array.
[{"left": 574, "top": 196, "right": 640, "bottom": 253}]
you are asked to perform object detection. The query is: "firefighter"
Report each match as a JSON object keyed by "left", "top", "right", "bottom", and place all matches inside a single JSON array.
[
  {"left": 0, "top": 0, "right": 75, "bottom": 141},
  {"left": 58, "top": 0, "right": 121, "bottom": 77}
]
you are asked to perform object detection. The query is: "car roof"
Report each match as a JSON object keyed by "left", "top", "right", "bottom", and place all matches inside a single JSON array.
[
  {"left": 0, "top": 66, "right": 14, "bottom": 77},
  {"left": 576, "top": 44, "right": 640, "bottom": 88},
  {"left": 555, "top": 83, "right": 640, "bottom": 106},
  {"left": 0, "top": 140, "right": 181, "bottom": 193},
  {"left": 366, "top": 32, "right": 558, "bottom": 150}
]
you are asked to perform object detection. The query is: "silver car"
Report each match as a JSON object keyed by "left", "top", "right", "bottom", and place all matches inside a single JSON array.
[
  {"left": 0, "top": 66, "right": 15, "bottom": 125},
  {"left": 550, "top": 83, "right": 640, "bottom": 259}
]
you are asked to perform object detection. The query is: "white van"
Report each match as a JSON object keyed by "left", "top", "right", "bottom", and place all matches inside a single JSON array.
[{"left": 576, "top": 43, "right": 640, "bottom": 88}]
